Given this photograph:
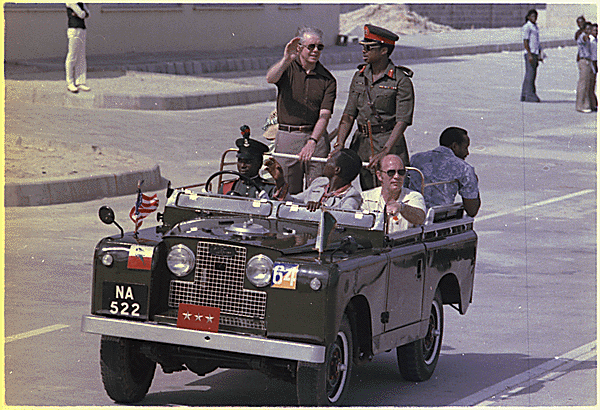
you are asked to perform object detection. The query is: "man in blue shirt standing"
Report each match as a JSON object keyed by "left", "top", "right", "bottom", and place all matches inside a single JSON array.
[
  {"left": 521, "top": 9, "right": 543, "bottom": 102},
  {"left": 409, "top": 127, "right": 481, "bottom": 217}
]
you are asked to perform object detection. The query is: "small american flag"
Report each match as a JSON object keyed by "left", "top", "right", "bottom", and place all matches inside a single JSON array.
[{"left": 129, "top": 192, "right": 159, "bottom": 233}]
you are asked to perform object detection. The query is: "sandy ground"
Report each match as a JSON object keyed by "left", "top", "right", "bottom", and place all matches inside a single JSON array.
[
  {"left": 340, "top": 4, "right": 454, "bottom": 38},
  {"left": 4, "top": 134, "right": 150, "bottom": 183}
]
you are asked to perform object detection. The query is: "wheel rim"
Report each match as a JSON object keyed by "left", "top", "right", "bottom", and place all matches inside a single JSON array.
[
  {"left": 326, "top": 330, "right": 349, "bottom": 402},
  {"left": 422, "top": 298, "right": 442, "bottom": 366}
]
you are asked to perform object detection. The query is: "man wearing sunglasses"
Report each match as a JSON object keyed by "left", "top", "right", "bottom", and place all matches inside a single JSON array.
[
  {"left": 332, "top": 24, "right": 415, "bottom": 191},
  {"left": 409, "top": 127, "right": 481, "bottom": 217},
  {"left": 266, "top": 26, "right": 336, "bottom": 195},
  {"left": 361, "top": 154, "right": 425, "bottom": 233}
]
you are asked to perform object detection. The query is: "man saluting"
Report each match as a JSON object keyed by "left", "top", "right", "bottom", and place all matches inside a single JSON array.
[{"left": 332, "top": 24, "right": 415, "bottom": 191}]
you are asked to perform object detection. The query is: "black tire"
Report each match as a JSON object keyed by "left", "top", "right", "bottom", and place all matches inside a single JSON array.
[
  {"left": 296, "top": 314, "right": 353, "bottom": 406},
  {"left": 396, "top": 288, "right": 444, "bottom": 381},
  {"left": 100, "top": 336, "right": 156, "bottom": 403}
]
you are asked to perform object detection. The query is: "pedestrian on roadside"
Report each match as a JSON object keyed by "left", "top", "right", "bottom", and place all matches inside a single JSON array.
[
  {"left": 65, "top": 2, "right": 91, "bottom": 93},
  {"left": 266, "top": 26, "right": 336, "bottom": 195},
  {"left": 575, "top": 15, "right": 587, "bottom": 44},
  {"left": 589, "top": 23, "right": 598, "bottom": 111},
  {"left": 331, "top": 24, "right": 414, "bottom": 191},
  {"left": 576, "top": 22, "right": 594, "bottom": 113},
  {"left": 521, "top": 9, "right": 543, "bottom": 103}
]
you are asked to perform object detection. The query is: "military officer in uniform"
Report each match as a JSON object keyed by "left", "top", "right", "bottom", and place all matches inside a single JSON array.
[
  {"left": 219, "top": 135, "right": 277, "bottom": 199},
  {"left": 332, "top": 24, "right": 415, "bottom": 190}
]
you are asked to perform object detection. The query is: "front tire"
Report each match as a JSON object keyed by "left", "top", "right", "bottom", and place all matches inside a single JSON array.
[
  {"left": 396, "top": 288, "right": 444, "bottom": 381},
  {"left": 296, "top": 314, "right": 353, "bottom": 406},
  {"left": 100, "top": 336, "right": 156, "bottom": 403}
]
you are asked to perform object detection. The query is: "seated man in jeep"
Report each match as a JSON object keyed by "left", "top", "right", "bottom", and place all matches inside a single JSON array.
[
  {"left": 265, "top": 148, "right": 363, "bottom": 211},
  {"left": 361, "top": 154, "right": 426, "bottom": 232},
  {"left": 219, "top": 135, "right": 277, "bottom": 199},
  {"left": 409, "top": 127, "right": 481, "bottom": 217}
]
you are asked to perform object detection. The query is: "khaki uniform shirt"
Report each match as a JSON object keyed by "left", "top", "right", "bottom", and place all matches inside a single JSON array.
[{"left": 343, "top": 60, "right": 414, "bottom": 128}]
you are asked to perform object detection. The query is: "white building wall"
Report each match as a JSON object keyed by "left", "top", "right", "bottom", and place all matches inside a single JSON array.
[{"left": 3, "top": 3, "right": 340, "bottom": 61}]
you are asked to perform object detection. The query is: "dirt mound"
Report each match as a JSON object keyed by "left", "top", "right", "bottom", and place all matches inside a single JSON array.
[{"left": 340, "top": 4, "right": 454, "bottom": 38}]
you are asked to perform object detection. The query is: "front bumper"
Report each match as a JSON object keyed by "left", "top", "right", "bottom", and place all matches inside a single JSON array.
[{"left": 81, "top": 315, "right": 325, "bottom": 363}]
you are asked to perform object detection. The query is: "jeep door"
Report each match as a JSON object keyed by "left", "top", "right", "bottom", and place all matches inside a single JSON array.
[{"left": 384, "top": 228, "right": 426, "bottom": 331}]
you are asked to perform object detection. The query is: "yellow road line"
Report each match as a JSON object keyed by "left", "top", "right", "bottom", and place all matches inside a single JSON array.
[{"left": 6, "top": 324, "right": 69, "bottom": 343}]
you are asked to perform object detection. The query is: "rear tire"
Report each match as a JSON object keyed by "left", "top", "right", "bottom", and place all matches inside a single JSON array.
[
  {"left": 296, "top": 314, "right": 353, "bottom": 406},
  {"left": 100, "top": 336, "right": 156, "bottom": 403},
  {"left": 396, "top": 288, "right": 444, "bottom": 381}
]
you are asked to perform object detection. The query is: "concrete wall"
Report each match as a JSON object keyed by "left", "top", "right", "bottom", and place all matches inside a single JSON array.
[
  {"left": 406, "top": 3, "right": 541, "bottom": 29},
  {"left": 406, "top": 3, "right": 597, "bottom": 30},
  {"left": 542, "top": 3, "right": 597, "bottom": 29},
  {"left": 4, "top": 3, "right": 340, "bottom": 61}
]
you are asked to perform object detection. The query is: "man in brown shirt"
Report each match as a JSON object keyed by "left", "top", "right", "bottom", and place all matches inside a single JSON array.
[{"left": 266, "top": 26, "right": 337, "bottom": 194}]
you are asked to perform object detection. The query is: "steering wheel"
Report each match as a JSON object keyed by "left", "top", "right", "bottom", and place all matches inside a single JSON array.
[{"left": 205, "top": 170, "right": 264, "bottom": 195}]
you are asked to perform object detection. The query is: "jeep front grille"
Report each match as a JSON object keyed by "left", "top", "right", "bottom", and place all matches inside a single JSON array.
[{"left": 168, "top": 242, "right": 267, "bottom": 325}]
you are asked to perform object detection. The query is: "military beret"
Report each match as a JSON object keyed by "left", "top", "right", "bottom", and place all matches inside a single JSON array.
[
  {"left": 236, "top": 136, "right": 269, "bottom": 160},
  {"left": 360, "top": 24, "right": 399, "bottom": 46}
]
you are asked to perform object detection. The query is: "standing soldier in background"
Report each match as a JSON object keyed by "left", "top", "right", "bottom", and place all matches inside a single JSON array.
[
  {"left": 331, "top": 24, "right": 415, "bottom": 190},
  {"left": 65, "top": 3, "right": 91, "bottom": 93},
  {"left": 266, "top": 27, "right": 336, "bottom": 194}
]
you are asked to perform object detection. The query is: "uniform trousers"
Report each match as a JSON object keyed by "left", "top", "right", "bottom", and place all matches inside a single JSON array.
[
  {"left": 274, "top": 129, "right": 329, "bottom": 195},
  {"left": 65, "top": 28, "right": 87, "bottom": 86},
  {"left": 349, "top": 129, "right": 409, "bottom": 191}
]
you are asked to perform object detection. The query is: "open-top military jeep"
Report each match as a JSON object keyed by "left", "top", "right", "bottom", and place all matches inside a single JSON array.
[{"left": 82, "top": 165, "right": 477, "bottom": 406}]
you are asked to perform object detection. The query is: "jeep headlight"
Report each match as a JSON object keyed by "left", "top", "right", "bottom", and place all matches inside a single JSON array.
[
  {"left": 167, "top": 244, "right": 195, "bottom": 277},
  {"left": 246, "top": 254, "right": 273, "bottom": 287}
]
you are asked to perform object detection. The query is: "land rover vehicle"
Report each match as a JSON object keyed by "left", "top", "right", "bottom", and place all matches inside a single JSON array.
[{"left": 81, "top": 159, "right": 477, "bottom": 406}]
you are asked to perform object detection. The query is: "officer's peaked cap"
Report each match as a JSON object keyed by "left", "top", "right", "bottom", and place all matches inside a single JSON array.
[
  {"left": 360, "top": 24, "right": 399, "bottom": 46},
  {"left": 236, "top": 137, "right": 269, "bottom": 160}
]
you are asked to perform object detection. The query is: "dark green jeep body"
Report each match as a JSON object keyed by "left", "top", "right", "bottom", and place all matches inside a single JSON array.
[{"left": 82, "top": 184, "right": 477, "bottom": 405}]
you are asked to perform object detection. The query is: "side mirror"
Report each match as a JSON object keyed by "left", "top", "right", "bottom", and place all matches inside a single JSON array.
[
  {"left": 99, "top": 206, "right": 115, "bottom": 225},
  {"left": 98, "top": 206, "right": 124, "bottom": 238}
]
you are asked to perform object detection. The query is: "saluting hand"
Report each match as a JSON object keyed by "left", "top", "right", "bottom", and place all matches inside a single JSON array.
[{"left": 284, "top": 37, "right": 302, "bottom": 62}]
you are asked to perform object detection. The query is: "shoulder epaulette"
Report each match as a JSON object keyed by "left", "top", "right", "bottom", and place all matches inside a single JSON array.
[{"left": 397, "top": 65, "right": 413, "bottom": 78}]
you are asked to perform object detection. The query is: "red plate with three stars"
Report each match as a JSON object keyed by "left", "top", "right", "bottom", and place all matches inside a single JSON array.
[{"left": 176, "top": 303, "right": 220, "bottom": 333}]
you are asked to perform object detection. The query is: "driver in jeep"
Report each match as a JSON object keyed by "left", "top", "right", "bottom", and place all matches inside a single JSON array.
[{"left": 218, "top": 135, "right": 277, "bottom": 199}]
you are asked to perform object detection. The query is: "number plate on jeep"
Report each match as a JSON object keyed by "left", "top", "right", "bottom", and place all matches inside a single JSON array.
[{"left": 102, "top": 282, "right": 149, "bottom": 320}]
